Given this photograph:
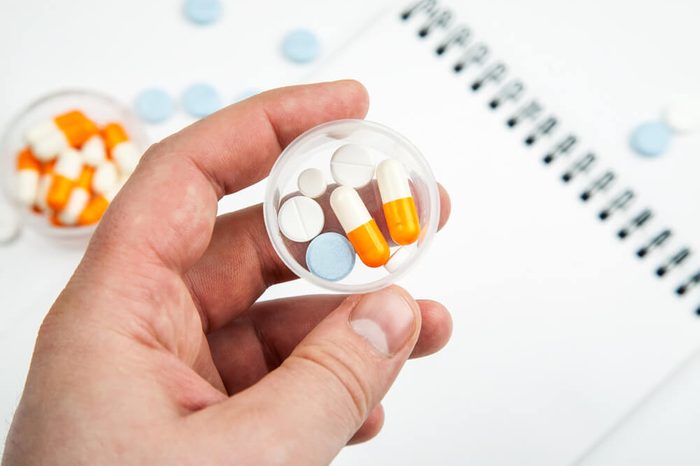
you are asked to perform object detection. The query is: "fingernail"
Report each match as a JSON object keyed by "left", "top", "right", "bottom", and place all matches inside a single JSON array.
[{"left": 350, "top": 287, "right": 417, "bottom": 356}]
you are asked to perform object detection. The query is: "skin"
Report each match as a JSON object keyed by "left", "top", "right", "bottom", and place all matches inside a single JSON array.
[{"left": 2, "top": 81, "right": 452, "bottom": 466}]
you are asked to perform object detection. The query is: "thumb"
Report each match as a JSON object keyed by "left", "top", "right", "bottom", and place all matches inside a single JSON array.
[{"left": 196, "top": 286, "right": 421, "bottom": 465}]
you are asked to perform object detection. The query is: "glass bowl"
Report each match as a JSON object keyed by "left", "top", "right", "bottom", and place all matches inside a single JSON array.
[
  {"left": 0, "top": 89, "right": 147, "bottom": 244},
  {"left": 264, "top": 119, "right": 439, "bottom": 293}
]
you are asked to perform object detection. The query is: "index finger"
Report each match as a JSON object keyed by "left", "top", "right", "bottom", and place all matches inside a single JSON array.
[{"left": 92, "top": 80, "right": 369, "bottom": 273}]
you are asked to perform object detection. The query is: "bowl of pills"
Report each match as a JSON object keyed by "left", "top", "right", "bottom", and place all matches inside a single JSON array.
[
  {"left": 0, "top": 90, "right": 147, "bottom": 242},
  {"left": 264, "top": 119, "right": 439, "bottom": 292}
]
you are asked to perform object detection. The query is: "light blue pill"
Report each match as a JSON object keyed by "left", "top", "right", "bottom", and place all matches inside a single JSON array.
[
  {"left": 184, "top": 0, "right": 222, "bottom": 25},
  {"left": 135, "top": 88, "right": 175, "bottom": 124},
  {"left": 182, "top": 83, "right": 221, "bottom": 118},
  {"left": 629, "top": 121, "right": 673, "bottom": 157},
  {"left": 306, "top": 232, "right": 356, "bottom": 282},
  {"left": 281, "top": 29, "right": 320, "bottom": 64}
]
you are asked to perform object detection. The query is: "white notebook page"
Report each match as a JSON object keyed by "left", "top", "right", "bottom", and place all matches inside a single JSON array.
[{"left": 299, "top": 1, "right": 700, "bottom": 465}]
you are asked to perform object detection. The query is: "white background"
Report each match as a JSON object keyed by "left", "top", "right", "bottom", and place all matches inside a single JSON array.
[{"left": 1, "top": 0, "right": 700, "bottom": 464}]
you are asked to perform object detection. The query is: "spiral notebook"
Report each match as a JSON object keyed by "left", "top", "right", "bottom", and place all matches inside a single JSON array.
[{"left": 287, "top": 1, "right": 700, "bottom": 465}]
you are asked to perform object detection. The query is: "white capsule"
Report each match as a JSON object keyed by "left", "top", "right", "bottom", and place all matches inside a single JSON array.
[
  {"left": 297, "top": 168, "right": 327, "bottom": 198},
  {"left": 81, "top": 135, "right": 107, "bottom": 166},
  {"left": 330, "top": 144, "right": 375, "bottom": 188},
  {"left": 329, "top": 185, "right": 371, "bottom": 233},
  {"left": 376, "top": 159, "right": 412, "bottom": 202},
  {"left": 58, "top": 188, "right": 90, "bottom": 226},
  {"left": 92, "top": 161, "right": 119, "bottom": 195},
  {"left": 26, "top": 122, "right": 69, "bottom": 162},
  {"left": 54, "top": 148, "right": 82, "bottom": 179},
  {"left": 663, "top": 98, "right": 700, "bottom": 133},
  {"left": 384, "top": 245, "right": 416, "bottom": 273},
  {"left": 112, "top": 141, "right": 141, "bottom": 176},
  {"left": 15, "top": 170, "right": 40, "bottom": 207},
  {"left": 277, "top": 195, "right": 324, "bottom": 242},
  {"left": 35, "top": 173, "right": 53, "bottom": 211}
]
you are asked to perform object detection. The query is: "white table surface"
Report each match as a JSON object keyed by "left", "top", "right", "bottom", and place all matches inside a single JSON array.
[{"left": 2, "top": 1, "right": 700, "bottom": 464}]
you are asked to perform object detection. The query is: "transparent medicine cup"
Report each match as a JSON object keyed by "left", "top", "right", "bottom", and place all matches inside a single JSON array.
[{"left": 263, "top": 119, "right": 439, "bottom": 293}]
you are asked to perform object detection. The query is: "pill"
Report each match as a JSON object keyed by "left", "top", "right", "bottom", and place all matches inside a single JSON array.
[
  {"left": 81, "top": 135, "right": 107, "bottom": 167},
  {"left": 135, "top": 88, "right": 175, "bottom": 123},
  {"left": 102, "top": 123, "right": 141, "bottom": 175},
  {"left": 15, "top": 148, "right": 41, "bottom": 207},
  {"left": 35, "top": 160, "right": 56, "bottom": 212},
  {"left": 58, "top": 166, "right": 94, "bottom": 226},
  {"left": 330, "top": 186, "right": 389, "bottom": 268},
  {"left": 182, "top": 83, "right": 221, "bottom": 118},
  {"left": 376, "top": 159, "right": 420, "bottom": 245},
  {"left": 281, "top": 29, "right": 320, "bottom": 64},
  {"left": 78, "top": 179, "right": 123, "bottom": 226},
  {"left": 0, "top": 199, "right": 20, "bottom": 243},
  {"left": 184, "top": 0, "right": 222, "bottom": 25},
  {"left": 330, "top": 144, "right": 375, "bottom": 188},
  {"left": 629, "top": 121, "right": 672, "bottom": 157},
  {"left": 663, "top": 98, "right": 700, "bottom": 133},
  {"left": 384, "top": 245, "right": 416, "bottom": 273},
  {"left": 277, "top": 195, "right": 324, "bottom": 242},
  {"left": 47, "top": 148, "right": 82, "bottom": 212},
  {"left": 92, "top": 161, "right": 119, "bottom": 195},
  {"left": 297, "top": 168, "right": 327, "bottom": 198},
  {"left": 26, "top": 110, "right": 98, "bottom": 161},
  {"left": 305, "top": 232, "right": 356, "bottom": 281}
]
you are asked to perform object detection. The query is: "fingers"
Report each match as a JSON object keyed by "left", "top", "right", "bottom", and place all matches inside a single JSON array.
[
  {"left": 185, "top": 185, "right": 451, "bottom": 331},
  {"left": 207, "top": 295, "right": 452, "bottom": 394},
  {"left": 191, "top": 286, "right": 422, "bottom": 463},
  {"left": 90, "top": 81, "right": 369, "bottom": 273},
  {"left": 348, "top": 405, "right": 384, "bottom": 445}
]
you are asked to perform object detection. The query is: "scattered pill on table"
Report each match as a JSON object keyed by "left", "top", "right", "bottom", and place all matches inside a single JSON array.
[
  {"left": 376, "top": 159, "right": 420, "bottom": 245},
  {"left": 297, "top": 168, "right": 327, "bottom": 198},
  {"left": 281, "top": 29, "right": 320, "bottom": 64},
  {"left": 306, "top": 232, "right": 356, "bottom": 281},
  {"left": 330, "top": 144, "right": 375, "bottom": 188},
  {"left": 278, "top": 195, "right": 325, "bottom": 242},
  {"left": 182, "top": 83, "right": 221, "bottom": 118},
  {"left": 330, "top": 186, "right": 389, "bottom": 268},
  {"left": 629, "top": 121, "right": 672, "bottom": 157},
  {"left": 135, "top": 88, "right": 175, "bottom": 124},
  {"left": 183, "top": 0, "right": 222, "bottom": 25},
  {"left": 663, "top": 98, "right": 700, "bottom": 133}
]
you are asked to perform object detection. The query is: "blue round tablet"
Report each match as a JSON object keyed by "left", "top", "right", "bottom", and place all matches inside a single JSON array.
[
  {"left": 135, "top": 88, "right": 175, "bottom": 124},
  {"left": 306, "top": 232, "right": 356, "bottom": 282},
  {"left": 184, "top": 0, "right": 222, "bottom": 25},
  {"left": 182, "top": 83, "right": 221, "bottom": 118},
  {"left": 281, "top": 29, "right": 320, "bottom": 64},
  {"left": 629, "top": 121, "right": 673, "bottom": 157}
]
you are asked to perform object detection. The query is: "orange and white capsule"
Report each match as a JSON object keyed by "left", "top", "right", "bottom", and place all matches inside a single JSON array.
[
  {"left": 46, "top": 148, "right": 82, "bottom": 212},
  {"left": 58, "top": 166, "right": 94, "bottom": 226},
  {"left": 77, "top": 179, "right": 122, "bottom": 226},
  {"left": 102, "top": 123, "right": 140, "bottom": 176},
  {"left": 15, "top": 149, "right": 41, "bottom": 206},
  {"left": 376, "top": 159, "right": 420, "bottom": 245},
  {"left": 25, "top": 110, "right": 98, "bottom": 162},
  {"left": 35, "top": 160, "right": 56, "bottom": 212},
  {"left": 330, "top": 186, "right": 390, "bottom": 268}
]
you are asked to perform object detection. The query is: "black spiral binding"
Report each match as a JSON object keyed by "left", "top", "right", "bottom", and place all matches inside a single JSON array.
[{"left": 400, "top": 0, "right": 700, "bottom": 315}]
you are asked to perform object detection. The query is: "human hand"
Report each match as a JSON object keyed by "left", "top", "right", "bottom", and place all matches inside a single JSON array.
[{"left": 3, "top": 81, "right": 452, "bottom": 466}]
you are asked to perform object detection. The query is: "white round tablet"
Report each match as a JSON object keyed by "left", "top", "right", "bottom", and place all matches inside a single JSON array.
[
  {"left": 277, "top": 196, "right": 324, "bottom": 242},
  {"left": 297, "top": 168, "right": 326, "bottom": 198},
  {"left": 663, "top": 98, "right": 700, "bottom": 133},
  {"left": 0, "top": 200, "right": 20, "bottom": 244},
  {"left": 330, "top": 144, "right": 375, "bottom": 188}
]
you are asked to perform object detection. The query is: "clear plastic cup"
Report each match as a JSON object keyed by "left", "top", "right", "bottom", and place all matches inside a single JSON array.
[
  {"left": 0, "top": 89, "right": 147, "bottom": 245},
  {"left": 264, "top": 119, "right": 439, "bottom": 293}
]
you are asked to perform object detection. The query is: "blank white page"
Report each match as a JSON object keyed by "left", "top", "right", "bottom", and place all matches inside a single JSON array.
[{"left": 301, "top": 1, "right": 700, "bottom": 465}]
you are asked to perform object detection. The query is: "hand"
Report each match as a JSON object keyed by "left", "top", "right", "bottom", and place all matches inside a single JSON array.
[{"left": 2, "top": 81, "right": 452, "bottom": 466}]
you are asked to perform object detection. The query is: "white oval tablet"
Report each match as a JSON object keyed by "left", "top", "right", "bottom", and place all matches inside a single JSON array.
[
  {"left": 330, "top": 144, "right": 375, "bottom": 188},
  {"left": 663, "top": 98, "right": 700, "bottom": 133},
  {"left": 277, "top": 195, "right": 324, "bottom": 242},
  {"left": 297, "top": 168, "right": 327, "bottom": 198}
]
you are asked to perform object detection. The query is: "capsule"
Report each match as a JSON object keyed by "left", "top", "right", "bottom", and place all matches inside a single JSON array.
[
  {"left": 102, "top": 123, "right": 140, "bottom": 176},
  {"left": 15, "top": 149, "right": 41, "bottom": 206},
  {"left": 35, "top": 160, "right": 56, "bottom": 213},
  {"left": 330, "top": 186, "right": 390, "bottom": 268},
  {"left": 47, "top": 148, "right": 82, "bottom": 212},
  {"left": 58, "top": 166, "right": 94, "bottom": 226},
  {"left": 81, "top": 134, "right": 107, "bottom": 167},
  {"left": 78, "top": 180, "right": 121, "bottom": 226},
  {"left": 376, "top": 159, "right": 420, "bottom": 245},
  {"left": 25, "top": 110, "right": 98, "bottom": 161}
]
